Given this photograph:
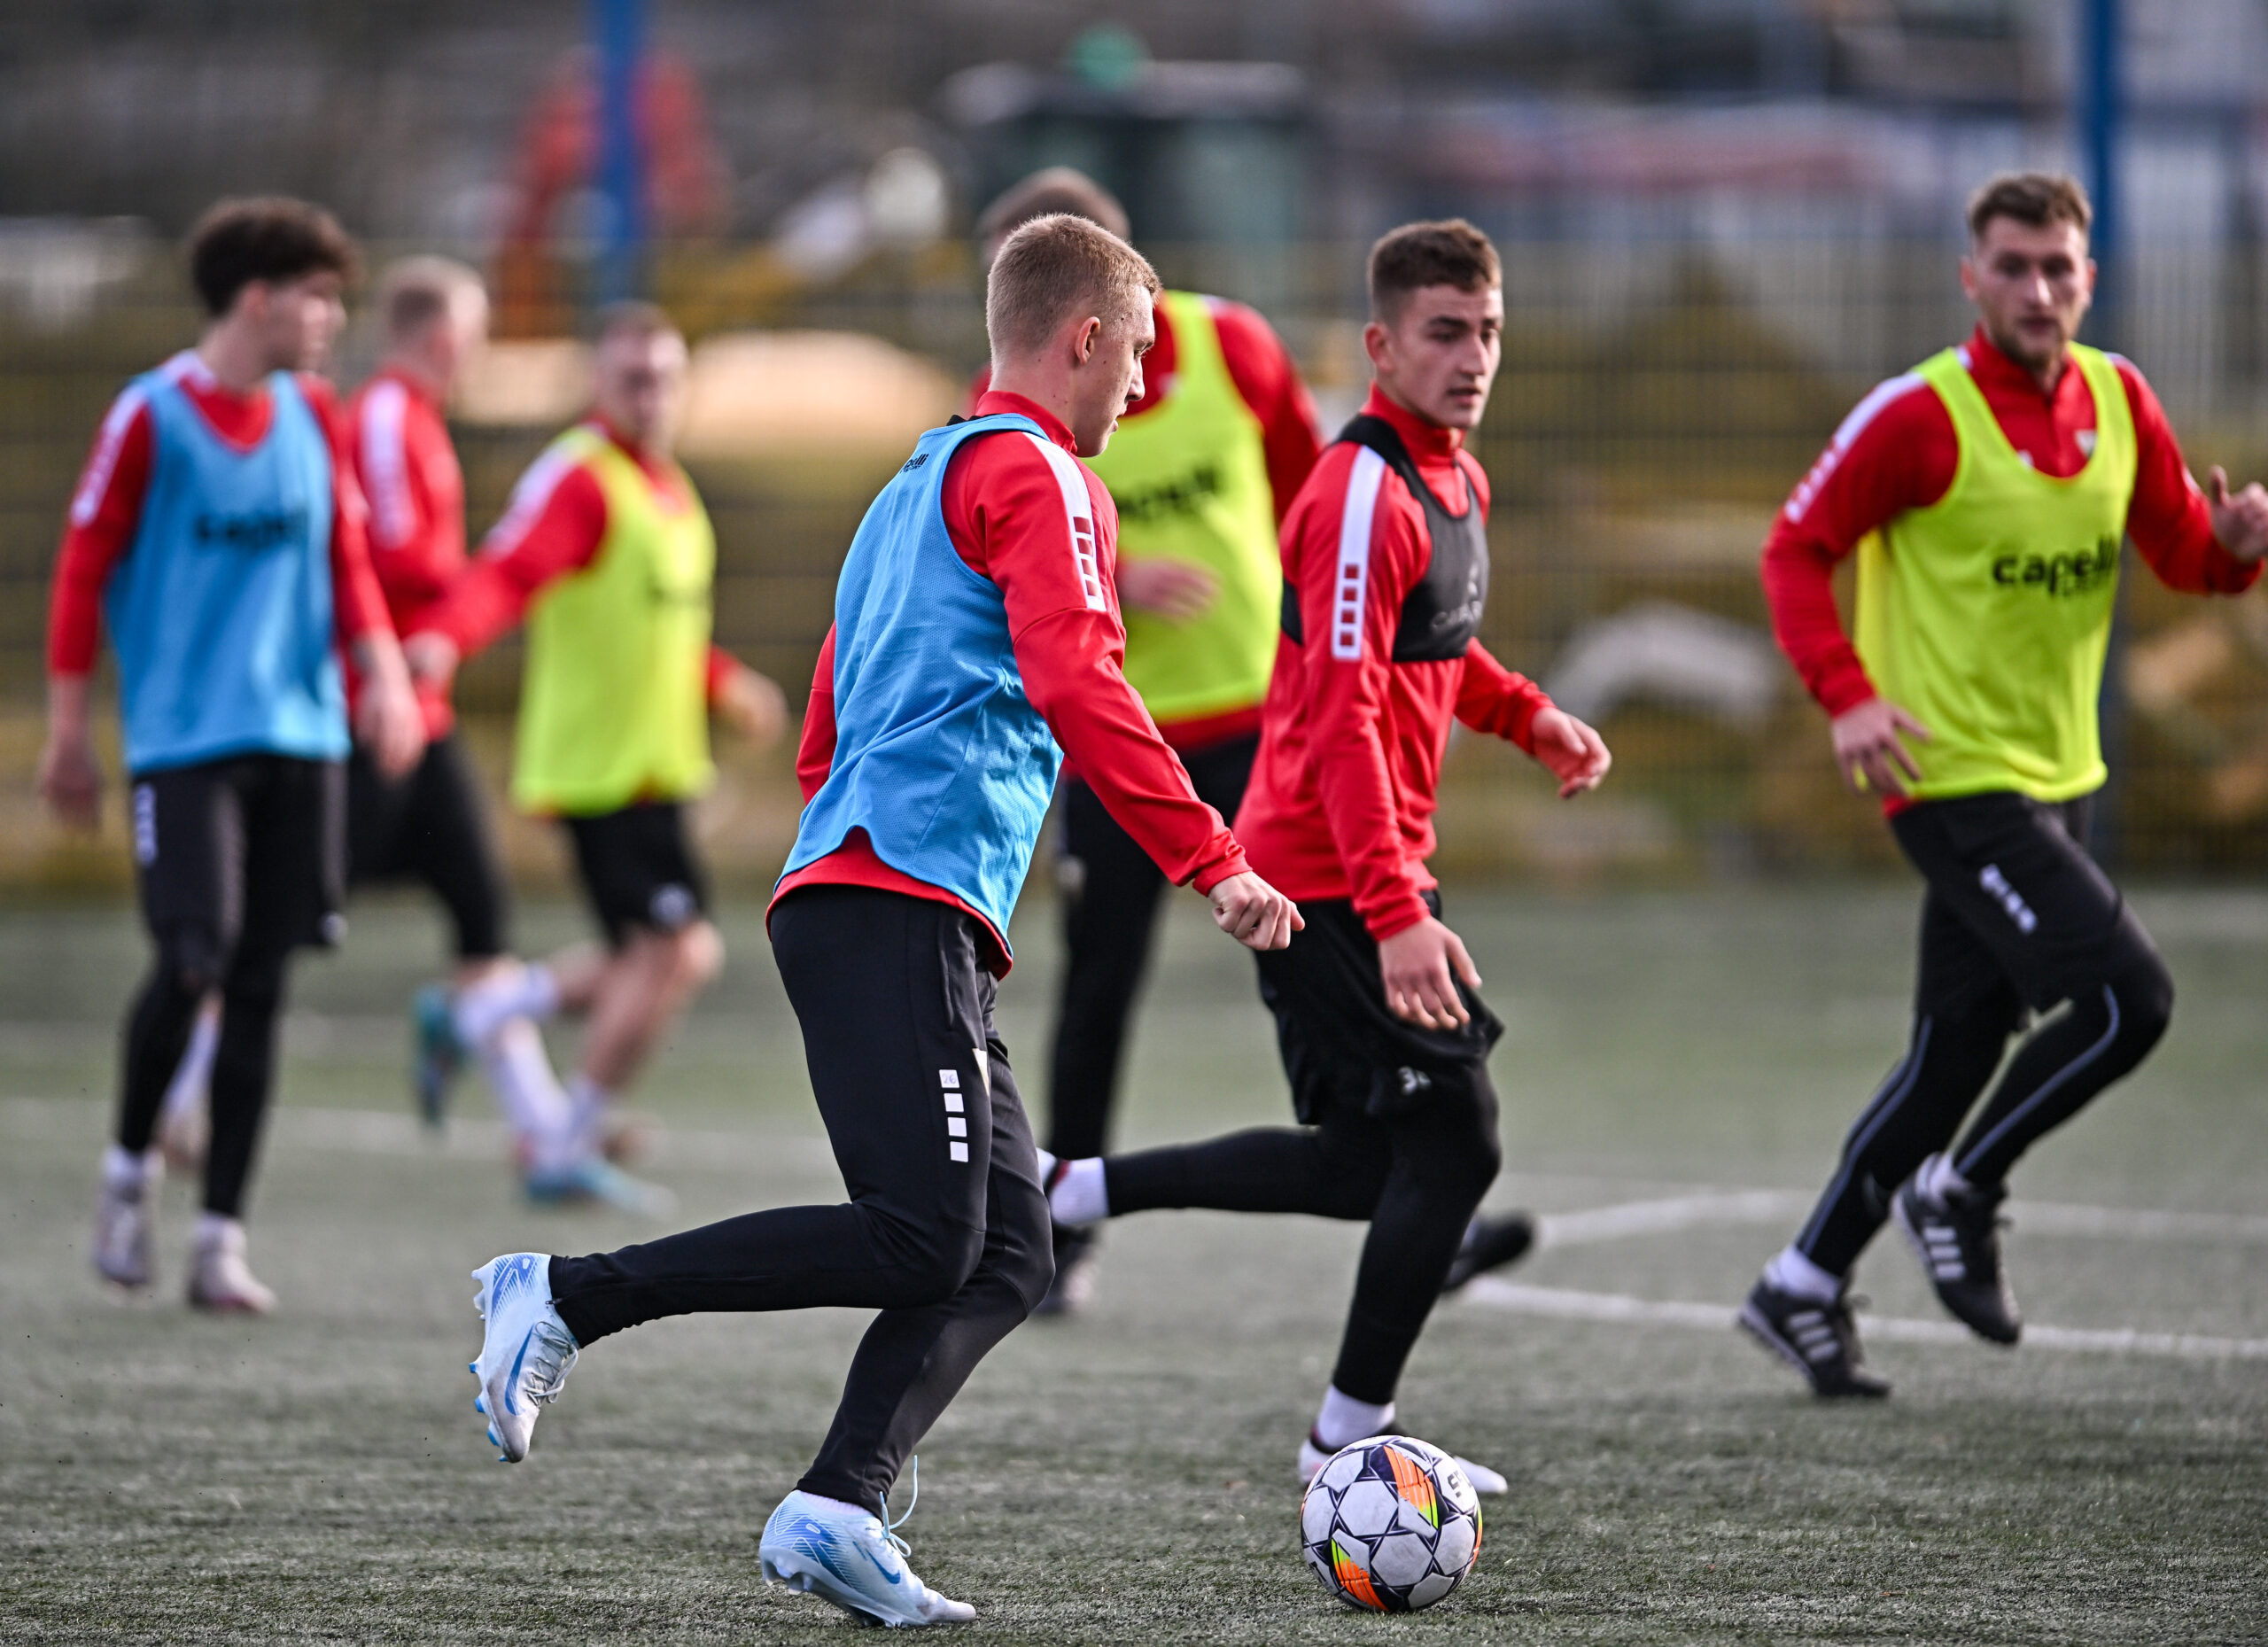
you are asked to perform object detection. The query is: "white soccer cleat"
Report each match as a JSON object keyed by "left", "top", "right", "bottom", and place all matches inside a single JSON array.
[
  {"left": 92, "top": 1165, "right": 158, "bottom": 1293},
  {"left": 759, "top": 1470, "right": 975, "bottom": 1628},
  {"left": 186, "top": 1218, "right": 276, "bottom": 1313},
  {"left": 468, "top": 1253, "right": 579, "bottom": 1463},
  {"left": 1297, "top": 1430, "right": 1508, "bottom": 1496}
]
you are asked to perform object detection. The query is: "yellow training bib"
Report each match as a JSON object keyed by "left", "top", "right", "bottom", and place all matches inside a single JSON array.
[
  {"left": 1854, "top": 344, "right": 2136, "bottom": 803},
  {"left": 512, "top": 426, "right": 716, "bottom": 815}
]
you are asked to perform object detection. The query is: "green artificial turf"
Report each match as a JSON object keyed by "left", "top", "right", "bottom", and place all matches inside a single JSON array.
[{"left": 1, "top": 882, "right": 2264, "bottom": 1643}]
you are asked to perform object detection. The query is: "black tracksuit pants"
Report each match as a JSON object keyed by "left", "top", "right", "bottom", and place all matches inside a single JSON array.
[
  {"left": 1103, "top": 893, "right": 1504, "bottom": 1406},
  {"left": 1795, "top": 792, "right": 2173, "bottom": 1276},
  {"left": 1045, "top": 733, "right": 1257, "bottom": 1161},
  {"left": 548, "top": 887, "right": 1052, "bottom": 1517}
]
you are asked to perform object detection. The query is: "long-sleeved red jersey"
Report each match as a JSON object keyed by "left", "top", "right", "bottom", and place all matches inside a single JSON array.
[
  {"left": 408, "top": 415, "right": 738, "bottom": 703},
  {"left": 1762, "top": 323, "right": 2260, "bottom": 719},
  {"left": 779, "top": 390, "right": 1249, "bottom": 973},
  {"left": 1235, "top": 386, "right": 1556, "bottom": 944},
  {"left": 48, "top": 351, "right": 392, "bottom": 680},
  {"left": 345, "top": 366, "right": 466, "bottom": 735}
]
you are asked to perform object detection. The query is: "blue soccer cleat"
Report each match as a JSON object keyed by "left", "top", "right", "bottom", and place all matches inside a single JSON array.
[
  {"left": 411, "top": 983, "right": 465, "bottom": 1131},
  {"left": 758, "top": 1465, "right": 975, "bottom": 1628},
  {"left": 523, "top": 1156, "right": 676, "bottom": 1218},
  {"left": 468, "top": 1252, "right": 579, "bottom": 1463}
]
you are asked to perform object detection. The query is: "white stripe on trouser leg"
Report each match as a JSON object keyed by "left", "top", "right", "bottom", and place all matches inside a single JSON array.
[
  {"left": 1955, "top": 985, "right": 2120, "bottom": 1177},
  {"left": 1795, "top": 1016, "right": 1933, "bottom": 1255}
]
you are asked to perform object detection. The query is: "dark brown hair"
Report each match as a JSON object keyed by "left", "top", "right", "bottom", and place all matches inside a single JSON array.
[
  {"left": 978, "top": 167, "right": 1130, "bottom": 252},
  {"left": 985, "top": 213, "right": 1160, "bottom": 358},
  {"left": 187, "top": 197, "right": 358, "bottom": 318},
  {"left": 1967, "top": 172, "right": 2092, "bottom": 242},
  {"left": 1367, "top": 219, "right": 1501, "bottom": 323}
]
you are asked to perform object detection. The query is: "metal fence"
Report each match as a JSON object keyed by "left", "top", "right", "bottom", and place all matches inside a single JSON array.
[{"left": 5, "top": 229, "right": 2268, "bottom": 891}]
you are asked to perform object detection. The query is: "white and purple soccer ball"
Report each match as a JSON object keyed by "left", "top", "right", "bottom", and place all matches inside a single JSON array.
[{"left": 1299, "top": 1434, "right": 1483, "bottom": 1612}]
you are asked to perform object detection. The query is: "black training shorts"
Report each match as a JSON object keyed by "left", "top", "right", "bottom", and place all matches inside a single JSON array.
[
  {"left": 1254, "top": 890, "right": 1504, "bottom": 1125},
  {"left": 347, "top": 731, "right": 509, "bottom": 959},
  {"left": 562, "top": 800, "right": 711, "bottom": 947},
  {"left": 130, "top": 753, "right": 346, "bottom": 965}
]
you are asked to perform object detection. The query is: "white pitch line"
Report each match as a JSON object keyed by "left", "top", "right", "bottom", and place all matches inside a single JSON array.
[
  {"left": 1460, "top": 1278, "right": 2268, "bottom": 1361},
  {"left": 1532, "top": 1188, "right": 2268, "bottom": 1247}
]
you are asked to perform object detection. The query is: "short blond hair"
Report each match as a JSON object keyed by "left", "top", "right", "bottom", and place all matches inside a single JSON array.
[
  {"left": 985, "top": 214, "right": 1160, "bottom": 361},
  {"left": 377, "top": 254, "right": 484, "bottom": 344}
]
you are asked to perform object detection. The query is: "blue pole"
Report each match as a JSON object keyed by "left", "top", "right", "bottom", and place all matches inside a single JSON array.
[
  {"left": 2081, "top": 0, "right": 2121, "bottom": 346},
  {"left": 593, "top": 0, "right": 647, "bottom": 307}
]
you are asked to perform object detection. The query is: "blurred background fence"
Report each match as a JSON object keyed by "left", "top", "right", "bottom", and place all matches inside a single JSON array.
[{"left": 5, "top": 0, "right": 2268, "bottom": 895}]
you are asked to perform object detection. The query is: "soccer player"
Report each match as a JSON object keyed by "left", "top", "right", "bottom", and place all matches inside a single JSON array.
[
  {"left": 1741, "top": 173, "right": 2268, "bottom": 1398},
  {"left": 405, "top": 302, "right": 784, "bottom": 1212},
  {"left": 977, "top": 169, "right": 1538, "bottom": 1313},
  {"left": 1036, "top": 221, "right": 1612, "bottom": 1488},
  {"left": 458, "top": 214, "right": 1300, "bottom": 1628},
  {"left": 339, "top": 255, "right": 597, "bottom": 1184},
  {"left": 46, "top": 197, "right": 424, "bottom": 1310}
]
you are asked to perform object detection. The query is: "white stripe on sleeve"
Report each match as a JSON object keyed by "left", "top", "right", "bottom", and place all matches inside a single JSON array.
[
  {"left": 1781, "top": 370, "right": 1925, "bottom": 524},
  {"left": 359, "top": 379, "right": 415, "bottom": 550},
  {"left": 1021, "top": 432, "right": 1108, "bottom": 611},
  {"left": 69, "top": 385, "right": 150, "bottom": 528},
  {"left": 480, "top": 446, "right": 578, "bottom": 559},
  {"left": 1331, "top": 446, "right": 1386, "bottom": 660}
]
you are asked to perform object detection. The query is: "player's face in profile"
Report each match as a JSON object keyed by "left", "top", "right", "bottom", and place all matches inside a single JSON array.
[
  {"left": 1962, "top": 217, "right": 2093, "bottom": 376},
  {"left": 594, "top": 329, "right": 689, "bottom": 449},
  {"left": 1068, "top": 299, "right": 1154, "bottom": 458},
  {"left": 256, "top": 270, "right": 347, "bottom": 375},
  {"left": 1367, "top": 284, "right": 1503, "bottom": 431}
]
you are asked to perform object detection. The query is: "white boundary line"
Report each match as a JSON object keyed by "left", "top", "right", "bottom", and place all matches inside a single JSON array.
[
  {"left": 1461, "top": 1278, "right": 2268, "bottom": 1361},
  {"left": 1534, "top": 1189, "right": 2268, "bottom": 1248}
]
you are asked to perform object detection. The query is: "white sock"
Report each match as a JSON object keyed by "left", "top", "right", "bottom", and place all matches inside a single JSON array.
[
  {"left": 1034, "top": 1147, "right": 1058, "bottom": 1183},
  {"left": 160, "top": 997, "right": 221, "bottom": 1125},
  {"left": 103, "top": 1143, "right": 159, "bottom": 1192},
  {"left": 1918, "top": 1153, "right": 1971, "bottom": 1205},
  {"left": 192, "top": 1211, "right": 240, "bottom": 1250},
  {"left": 1315, "top": 1386, "right": 1395, "bottom": 1451},
  {"left": 1047, "top": 1157, "right": 1108, "bottom": 1225},
  {"left": 1764, "top": 1243, "right": 1844, "bottom": 1303},
  {"left": 478, "top": 1018, "right": 575, "bottom": 1166},
  {"left": 454, "top": 963, "right": 561, "bottom": 1048},
  {"left": 801, "top": 1492, "right": 873, "bottom": 1519},
  {"left": 565, "top": 1072, "right": 614, "bottom": 1159}
]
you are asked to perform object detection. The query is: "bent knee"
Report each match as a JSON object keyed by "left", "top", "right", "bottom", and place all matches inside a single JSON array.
[
  {"left": 154, "top": 924, "right": 228, "bottom": 1000},
  {"left": 2110, "top": 953, "right": 2173, "bottom": 1048},
  {"left": 671, "top": 921, "right": 725, "bottom": 989},
  {"left": 871, "top": 1216, "right": 987, "bottom": 1308}
]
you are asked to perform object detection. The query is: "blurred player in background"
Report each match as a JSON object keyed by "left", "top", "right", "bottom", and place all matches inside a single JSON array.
[
  {"left": 405, "top": 302, "right": 784, "bottom": 1213},
  {"left": 456, "top": 215, "right": 1299, "bottom": 1628},
  {"left": 1037, "top": 221, "right": 1611, "bottom": 1488},
  {"left": 1742, "top": 173, "right": 2268, "bottom": 1397},
  {"left": 43, "top": 197, "right": 424, "bottom": 1310},
  {"left": 976, "top": 168, "right": 1537, "bottom": 1313}
]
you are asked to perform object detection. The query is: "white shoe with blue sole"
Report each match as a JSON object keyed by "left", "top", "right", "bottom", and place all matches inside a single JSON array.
[
  {"left": 469, "top": 1252, "right": 579, "bottom": 1463},
  {"left": 758, "top": 1465, "right": 974, "bottom": 1628}
]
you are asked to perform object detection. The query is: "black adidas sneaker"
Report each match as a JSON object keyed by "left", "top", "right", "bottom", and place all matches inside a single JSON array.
[
  {"left": 1893, "top": 1161, "right": 2020, "bottom": 1345},
  {"left": 1737, "top": 1277, "right": 1891, "bottom": 1399},
  {"left": 1441, "top": 1212, "right": 1537, "bottom": 1294}
]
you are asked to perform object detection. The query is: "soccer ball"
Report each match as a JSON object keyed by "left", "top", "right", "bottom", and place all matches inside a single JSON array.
[{"left": 1299, "top": 1434, "right": 1483, "bottom": 1612}]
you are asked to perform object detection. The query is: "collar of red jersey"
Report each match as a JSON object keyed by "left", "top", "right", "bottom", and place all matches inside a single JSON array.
[
  {"left": 970, "top": 389, "right": 1077, "bottom": 454},
  {"left": 1361, "top": 384, "right": 1466, "bottom": 463}
]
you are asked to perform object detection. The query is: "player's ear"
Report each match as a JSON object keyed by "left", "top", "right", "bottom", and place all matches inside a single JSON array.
[{"left": 1072, "top": 316, "right": 1101, "bottom": 366}]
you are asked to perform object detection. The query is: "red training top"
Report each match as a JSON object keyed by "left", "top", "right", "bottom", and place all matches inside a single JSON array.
[
  {"left": 408, "top": 415, "right": 739, "bottom": 703},
  {"left": 1234, "top": 386, "right": 1556, "bottom": 944},
  {"left": 49, "top": 350, "right": 392, "bottom": 680},
  {"left": 1762, "top": 322, "right": 2260, "bottom": 719},
  {"left": 345, "top": 366, "right": 467, "bottom": 737},
  {"left": 778, "top": 390, "right": 1250, "bottom": 975},
  {"left": 969, "top": 292, "right": 1324, "bottom": 752}
]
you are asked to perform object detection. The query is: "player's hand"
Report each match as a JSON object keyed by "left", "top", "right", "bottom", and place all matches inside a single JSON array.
[
  {"left": 353, "top": 636, "right": 427, "bottom": 780},
  {"left": 2207, "top": 467, "right": 2268, "bottom": 562},
  {"left": 1118, "top": 557, "right": 1219, "bottom": 624},
  {"left": 1527, "top": 706, "right": 1612, "bottom": 797},
  {"left": 401, "top": 631, "right": 460, "bottom": 688},
  {"left": 1208, "top": 871, "right": 1303, "bottom": 952},
  {"left": 714, "top": 662, "right": 788, "bottom": 749},
  {"left": 37, "top": 729, "right": 102, "bottom": 831},
  {"left": 1378, "top": 915, "right": 1480, "bottom": 1030},
  {"left": 1830, "top": 695, "right": 1931, "bottom": 796}
]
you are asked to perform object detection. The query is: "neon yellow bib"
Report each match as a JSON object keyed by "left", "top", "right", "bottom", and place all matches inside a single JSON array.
[
  {"left": 1854, "top": 344, "right": 2136, "bottom": 803},
  {"left": 1085, "top": 291, "right": 1283, "bottom": 726},
  {"left": 512, "top": 427, "right": 716, "bottom": 815}
]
